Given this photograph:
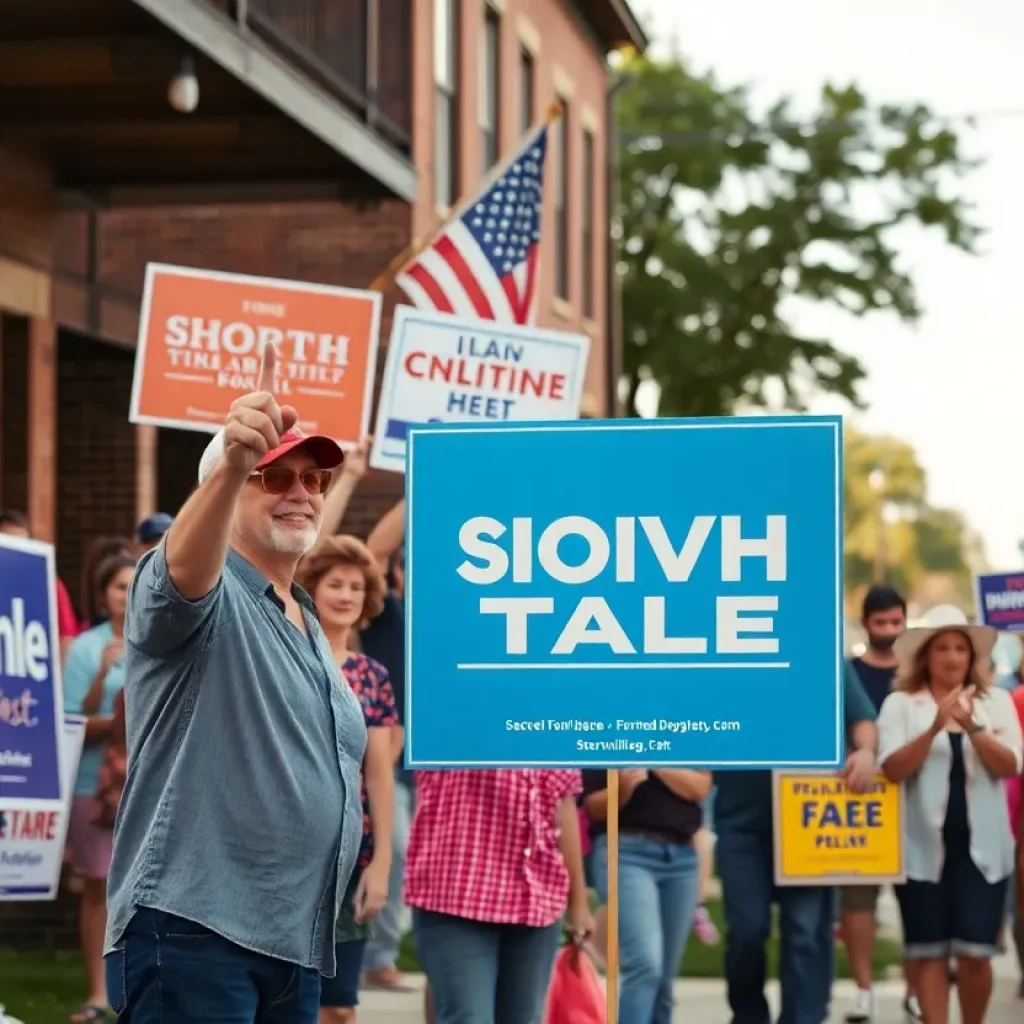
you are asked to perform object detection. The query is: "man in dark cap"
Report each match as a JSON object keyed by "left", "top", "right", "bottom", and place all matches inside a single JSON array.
[{"left": 135, "top": 513, "right": 173, "bottom": 555}]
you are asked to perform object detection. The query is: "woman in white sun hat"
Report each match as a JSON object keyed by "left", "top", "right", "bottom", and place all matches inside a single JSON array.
[{"left": 878, "top": 604, "right": 1023, "bottom": 1024}]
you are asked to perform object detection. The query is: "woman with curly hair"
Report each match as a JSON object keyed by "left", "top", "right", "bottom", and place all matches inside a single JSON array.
[{"left": 298, "top": 535, "right": 398, "bottom": 1024}]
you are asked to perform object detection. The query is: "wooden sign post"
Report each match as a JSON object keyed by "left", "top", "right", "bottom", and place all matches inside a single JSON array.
[{"left": 605, "top": 769, "right": 620, "bottom": 1023}]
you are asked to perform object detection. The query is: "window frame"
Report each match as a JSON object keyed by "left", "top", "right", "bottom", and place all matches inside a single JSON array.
[
  {"left": 479, "top": 4, "right": 501, "bottom": 173},
  {"left": 553, "top": 96, "right": 570, "bottom": 302},
  {"left": 518, "top": 45, "right": 535, "bottom": 136},
  {"left": 433, "top": 0, "right": 460, "bottom": 208},
  {"left": 581, "top": 127, "right": 596, "bottom": 318}
]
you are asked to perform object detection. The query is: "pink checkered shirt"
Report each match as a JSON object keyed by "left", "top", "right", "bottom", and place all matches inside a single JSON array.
[{"left": 404, "top": 769, "right": 583, "bottom": 926}]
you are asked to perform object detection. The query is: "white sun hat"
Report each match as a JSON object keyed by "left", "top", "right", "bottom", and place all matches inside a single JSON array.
[{"left": 893, "top": 603, "right": 997, "bottom": 665}]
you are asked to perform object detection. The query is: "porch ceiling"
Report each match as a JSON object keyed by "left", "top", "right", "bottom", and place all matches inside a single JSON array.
[{"left": 0, "top": 0, "right": 417, "bottom": 205}]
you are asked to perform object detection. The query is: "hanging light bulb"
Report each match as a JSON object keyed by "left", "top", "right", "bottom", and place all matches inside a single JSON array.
[{"left": 168, "top": 54, "right": 200, "bottom": 114}]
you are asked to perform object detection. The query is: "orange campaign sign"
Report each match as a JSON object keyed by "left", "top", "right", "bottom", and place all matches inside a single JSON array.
[{"left": 129, "top": 263, "right": 382, "bottom": 446}]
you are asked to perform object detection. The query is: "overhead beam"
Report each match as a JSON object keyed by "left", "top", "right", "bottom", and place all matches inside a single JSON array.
[
  {"left": 0, "top": 82, "right": 268, "bottom": 122},
  {"left": 53, "top": 151, "right": 356, "bottom": 188},
  {"left": 0, "top": 37, "right": 185, "bottom": 87},
  {"left": 125, "top": 0, "right": 417, "bottom": 201},
  {"left": 3, "top": 114, "right": 313, "bottom": 149},
  {"left": 0, "top": 0, "right": 157, "bottom": 40},
  {"left": 58, "top": 179, "right": 389, "bottom": 209}
]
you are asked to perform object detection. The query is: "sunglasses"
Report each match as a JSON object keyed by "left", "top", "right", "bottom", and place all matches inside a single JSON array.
[{"left": 249, "top": 467, "right": 333, "bottom": 495}]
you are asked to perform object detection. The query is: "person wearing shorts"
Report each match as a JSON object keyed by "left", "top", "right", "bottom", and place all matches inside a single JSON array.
[
  {"left": 841, "top": 586, "right": 921, "bottom": 1024},
  {"left": 319, "top": 869, "right": 370, "bottom": 1023},
  {"left": 298, "top": 536, "right": 399, "bottom": 1023},
  {"left": 879, "top": 606, "right": 1023, "bottom": 1024}
]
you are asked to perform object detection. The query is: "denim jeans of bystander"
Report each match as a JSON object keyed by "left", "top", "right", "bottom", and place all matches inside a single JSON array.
[
  {"left": 717, "top": 829, "right": 834, "bottom": 1024},
  {"left": 591, "top": 832, "right": 700, "bottom": 1024},
  {"left": 412, "top": 909, "right": 562, "bottom": 1024}
]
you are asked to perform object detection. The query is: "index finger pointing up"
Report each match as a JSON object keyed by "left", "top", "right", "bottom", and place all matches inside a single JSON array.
[{"left": 258, "top": 340, "right": 277, "bottom": 394}]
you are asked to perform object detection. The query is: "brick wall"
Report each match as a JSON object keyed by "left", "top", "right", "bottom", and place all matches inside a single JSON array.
[
  {"left": 0, "top": 314, "right": 29, "bottom": 513},
  {"left": 48, "top": 197, "right": 414, "bottom": 578},
  {"left": 56, "top": 332, "right": 139, "bottom": 596}
]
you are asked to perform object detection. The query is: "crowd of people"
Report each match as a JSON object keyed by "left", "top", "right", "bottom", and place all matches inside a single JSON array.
[{"left": 2, "top": 361, "right": 1023, "bottom": 1024}]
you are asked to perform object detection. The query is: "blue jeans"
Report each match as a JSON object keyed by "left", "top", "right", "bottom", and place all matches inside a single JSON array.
[
  {"left": 592, "top": 833, "right": 700, "bottom": 1024},
  {"left": 412, "top": 909, "right": 562, "bottom": 1024},
  {"left": 363, "top": 780, "right": 412, "bottom": 972},
  {"left": 105, "top": 907, "right": 321, "bottom": 1022},
  {"left": 717, "top": 829, "right": 833, "bottom": 1024}
]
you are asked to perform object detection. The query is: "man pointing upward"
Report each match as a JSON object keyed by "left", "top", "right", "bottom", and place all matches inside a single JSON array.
[{"left": 105, "top": 344, "right": 368, "bottom": 1023}]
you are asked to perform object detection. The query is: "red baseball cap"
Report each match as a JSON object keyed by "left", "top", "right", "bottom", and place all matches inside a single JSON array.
[
  {"left": 256, "top": 426, "right": 344, "bottom": 472},
  {"left": 198, "top": 425, "right": 344, "bottom": 484}
]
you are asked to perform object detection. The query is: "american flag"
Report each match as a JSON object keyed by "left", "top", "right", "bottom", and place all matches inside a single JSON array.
[{"left": 396, "top": 122, "right": 549, "bottom": 325}]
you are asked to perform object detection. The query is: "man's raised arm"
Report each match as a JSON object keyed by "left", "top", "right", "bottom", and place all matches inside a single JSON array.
[{"left": 165, "top": 344, "right": 296, "bottom": 600}]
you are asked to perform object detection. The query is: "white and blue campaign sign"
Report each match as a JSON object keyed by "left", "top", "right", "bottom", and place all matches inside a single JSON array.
[
  {"left": 369, "top": 306, "right": 590, "bottom": 474},
  {"left": 0, "top": 534, "right": 65, "bottom": 808},
  {"left": 405, "top": 416, "right": 844, "bottom": 769},
  {"left": 0, "top": 715, "right": 85, "bottom": 900},
  {"left": 974, "top": 571, "right": 1024, "bottom": 632}
]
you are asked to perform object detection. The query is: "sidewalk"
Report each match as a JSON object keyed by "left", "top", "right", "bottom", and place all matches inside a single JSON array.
[
  {"left": 357, "top": 973, "right": 1022, "bottom": 1023},
  {"left": 357, "top": 974, "right": 1023, "bottom": 1023}
]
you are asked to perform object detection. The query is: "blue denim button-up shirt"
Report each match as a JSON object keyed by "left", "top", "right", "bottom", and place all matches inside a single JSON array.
[{"left": 104, "top": 545, "right": 367, "bottom": 976}]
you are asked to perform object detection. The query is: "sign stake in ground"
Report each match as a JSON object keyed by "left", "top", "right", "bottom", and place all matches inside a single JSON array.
[{"left": 606, "top": 769, "right": 620, "bottom": 1022}]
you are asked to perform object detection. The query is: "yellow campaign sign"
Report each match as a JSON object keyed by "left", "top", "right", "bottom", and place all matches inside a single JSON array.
[{"left": 772, "top": 771, "right": 905, "bottom": 886}]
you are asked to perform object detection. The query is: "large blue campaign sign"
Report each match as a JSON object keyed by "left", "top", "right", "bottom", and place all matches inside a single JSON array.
[
  {"left": 974, "top": 571, "right": 1024, "bottom": 631},
  {"left": 0, "top": 535, "right": 64, "bottom": 807},
  {"left": 405, "top": 416, "right": 844, "bottom": 769}
]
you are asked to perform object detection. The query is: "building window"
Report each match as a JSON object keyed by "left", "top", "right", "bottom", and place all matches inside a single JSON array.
[
  {"left": 434, "top": 0, "right": 459, "bottom": 208},
  {"left": 582, "top": 129, "right": 595, "bottom": 318},
  {"left": 554, "top": 97, "right": 570, "bottom": 301},
  {"left": 480, "top": 5, "right": 501, "bottom": 173},
  {"left": 519, "top": 46, "right": 535, "bottom": 135}
]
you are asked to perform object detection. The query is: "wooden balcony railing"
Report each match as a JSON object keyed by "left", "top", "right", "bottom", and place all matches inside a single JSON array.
[{"left": 206, "top": 0, "right": 412, "bottom": 152}]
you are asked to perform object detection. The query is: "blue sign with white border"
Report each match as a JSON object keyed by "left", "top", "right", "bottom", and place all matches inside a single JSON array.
[
  {"left": 0, "top": 535, "right": 65, "bottom": 807},
  {"left": 405, "top": 416, "right": 844, "bottom": 769},
  {"left": 974, "top": 571, "right": 1024, "bottom": 631}
]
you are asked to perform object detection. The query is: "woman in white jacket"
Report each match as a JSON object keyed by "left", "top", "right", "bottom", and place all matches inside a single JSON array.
[{"left": 878, "top": 605, "right": 1023, "bottom": 1024}]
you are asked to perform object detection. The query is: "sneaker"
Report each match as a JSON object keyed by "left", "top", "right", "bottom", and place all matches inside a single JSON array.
[
  {"left": 844, "top": 988, "right": 874, "bottom": 1023},
  {"left": 903, "top": 995, "right": 924, "bottom": 1022},
  {"left": 692, "top": 904, "right": 719, "bottom": 945}
]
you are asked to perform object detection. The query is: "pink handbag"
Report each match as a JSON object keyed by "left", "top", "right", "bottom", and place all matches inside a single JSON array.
[{"left": 1007, "top": 774, "right": 1022, "bottom": 838}]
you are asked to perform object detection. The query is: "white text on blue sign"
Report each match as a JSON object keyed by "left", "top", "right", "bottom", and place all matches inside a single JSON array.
[
  {"left": 0, "top": 599, "right": 49, "bottom": 728},
  {"left": 457, "top": 514, "right": 786, "bottom": 655}
]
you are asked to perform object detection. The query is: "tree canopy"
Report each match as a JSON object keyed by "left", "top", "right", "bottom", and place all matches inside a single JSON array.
[
  {"left": 843, "top": 426, "right": 980, "bottom": 607},
  {"left": 617, "top": 54, "right": 981, "bottom": 417}
]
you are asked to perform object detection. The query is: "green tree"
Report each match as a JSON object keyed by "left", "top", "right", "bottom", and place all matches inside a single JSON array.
[
  {"left": 843, "top": 427, "right": 974, "bottom": 600},
  {"left": 617, "top": 55, "right": 981, "bottom": 416}
]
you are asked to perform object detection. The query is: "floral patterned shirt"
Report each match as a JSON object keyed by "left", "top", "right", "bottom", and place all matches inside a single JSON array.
[{"left": 340, "top": 652, "right": 398, "bottom": 868}]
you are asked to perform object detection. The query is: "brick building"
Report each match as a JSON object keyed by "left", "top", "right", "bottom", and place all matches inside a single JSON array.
[{"left": 0, "top": 0, "right": 646, "bottom": 604}]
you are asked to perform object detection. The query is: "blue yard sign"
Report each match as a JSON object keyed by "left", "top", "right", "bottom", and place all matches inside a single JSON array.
[
  {"left": 405, "top": 416, "right": 844, "bottom": 769},
  {"left": 974, "top": 571, "right": 1024, "bottom": 631},
  {"left": 0, "top": 535, "right": 64, "bottom": 807}
]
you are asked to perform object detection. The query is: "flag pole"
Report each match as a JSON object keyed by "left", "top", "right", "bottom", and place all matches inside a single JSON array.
[{"left": 369, "top": 101, "right": 564, "bottom": 294}]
